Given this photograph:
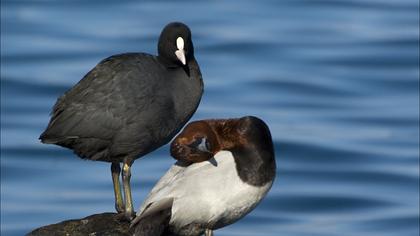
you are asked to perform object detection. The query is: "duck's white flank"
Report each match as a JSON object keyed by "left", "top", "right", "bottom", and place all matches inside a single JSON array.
[{"left": 136, "top": 150, "right": 274, "bottom": 231}]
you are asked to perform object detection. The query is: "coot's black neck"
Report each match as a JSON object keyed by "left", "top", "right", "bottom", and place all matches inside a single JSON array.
[{"left": 165, "top": 57, "right": 203, "bottom": 139}]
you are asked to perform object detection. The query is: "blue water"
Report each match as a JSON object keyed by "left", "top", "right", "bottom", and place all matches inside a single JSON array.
[{"left": 1, "top": 0, "right": 419, "bottom": 235}]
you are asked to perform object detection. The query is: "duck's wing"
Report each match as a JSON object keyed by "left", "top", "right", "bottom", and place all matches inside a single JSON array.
[
  {"left": 136, "top": 162, "right": 189, "bottom": 214},
  {"left": 136, "top": 157, "right": 224, "bottom": 217}
]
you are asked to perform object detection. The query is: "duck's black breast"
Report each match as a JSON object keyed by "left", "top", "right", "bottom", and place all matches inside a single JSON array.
[{"left": 40, "top": 53, "right": 203, "bottom": 162}]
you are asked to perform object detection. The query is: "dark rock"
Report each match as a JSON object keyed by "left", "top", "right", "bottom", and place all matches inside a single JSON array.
[{"left": 27, "top": 212, "right": 134, "bottom": 236}]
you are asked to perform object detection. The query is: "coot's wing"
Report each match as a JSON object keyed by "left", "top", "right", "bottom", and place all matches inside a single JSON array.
[{"left": 40, "top": 53, "right": 165, "bottom": 159}]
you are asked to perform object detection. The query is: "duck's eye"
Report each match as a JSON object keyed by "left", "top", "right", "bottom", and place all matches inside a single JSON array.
[
  {"left": 197, "top": 137, "right": 210, "bottom": 152},
  {"left": 204, "top": 138, "right": 211, "bottom": 151},
  {"left": 188, "top": 137, "right": 210, "bottom": 152}
]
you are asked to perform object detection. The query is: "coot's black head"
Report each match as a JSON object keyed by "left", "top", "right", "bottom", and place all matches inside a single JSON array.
[{"left": 158, "top": 22, "right": 194, "bottom": 67}]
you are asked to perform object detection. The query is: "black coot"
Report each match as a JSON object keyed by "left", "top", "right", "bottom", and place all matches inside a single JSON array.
[{"left": 39, "top": 22, "right": 203, "bottom": 220}]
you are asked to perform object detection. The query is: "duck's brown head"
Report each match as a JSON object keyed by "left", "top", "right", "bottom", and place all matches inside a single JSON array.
[
  {"left": 170, "top": 120, "right": 221, "bottom": 163},
  {"left": 170, "top": 116, "right": 273, "bottom": 164},
  {"left": 171, "top": 116, "right": 276, "bottom": 186}
]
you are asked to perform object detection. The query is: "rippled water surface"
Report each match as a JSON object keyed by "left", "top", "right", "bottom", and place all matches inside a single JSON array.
[{"left": 1, "top": 0, "right": 419, "bottom": 235}]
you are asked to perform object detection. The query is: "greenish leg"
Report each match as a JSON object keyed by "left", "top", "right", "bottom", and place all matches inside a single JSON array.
[
  {"left": 122, "top": 161, "right": 134, "bottom": 220},
  {"left": 111, "top": 163, "right": 124, "bottom": 213},
  {"left": 205, "top": 229, "right": 214, "bottom": 236}
]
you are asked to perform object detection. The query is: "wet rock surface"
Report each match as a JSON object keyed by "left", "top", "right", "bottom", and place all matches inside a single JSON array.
[{"left": 27, "top": 212, "right": 133, "bottom": 236}]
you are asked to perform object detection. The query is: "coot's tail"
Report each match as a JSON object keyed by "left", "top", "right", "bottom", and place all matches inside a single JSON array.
[
  {"left": 39, "top": 131, "right": 70, "bottom": 144},
  {"left": 131, "top": 198, "right": 173, "bottom": 236},
  {"left": 39, "top": 133, "right": 57, "bottom": 144}
]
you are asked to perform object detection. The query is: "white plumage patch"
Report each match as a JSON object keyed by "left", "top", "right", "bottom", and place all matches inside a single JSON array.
[
  {"left": 176, "top": 37, "right": 184, "bottom": 50},
  {"left": 175, "top": 37, "right": 186, "bottom": 65},
  {"left": 136, "top": 150, "right": 274, "bottom": 233},
  {"left": 197, "top": 138, "right": 208, "bottom": 152}
]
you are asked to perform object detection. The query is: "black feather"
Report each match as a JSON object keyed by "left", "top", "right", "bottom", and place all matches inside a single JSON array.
[{"left": 40, "top": 23, "right": 203, "bottom": 164}]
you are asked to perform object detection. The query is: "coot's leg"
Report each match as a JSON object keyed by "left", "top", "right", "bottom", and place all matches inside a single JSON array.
[
  {"left": 205, "top": 229, "right": 214, "bottom": 236},
  {"left": 122, "top": 160, "right": 134, "bottom": 220},
  {"left": 111, "top": 162, "right": 124, "bottom": 213}
]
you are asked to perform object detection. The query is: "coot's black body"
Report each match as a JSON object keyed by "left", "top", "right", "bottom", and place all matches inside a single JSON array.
[
  {"left": 40, "top": 53, "right": 203, "bottom": 162},
  {"left": 39, "top": 22, "right": 203, "bottom": 220}
]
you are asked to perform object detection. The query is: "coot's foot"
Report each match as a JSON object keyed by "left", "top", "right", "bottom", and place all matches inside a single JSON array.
[
  {"left": 124, "top": 210, "right": 135, "bottom": 221},
  {"left": 115, "top": 211, "right": 135, "bottom": 222}
]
